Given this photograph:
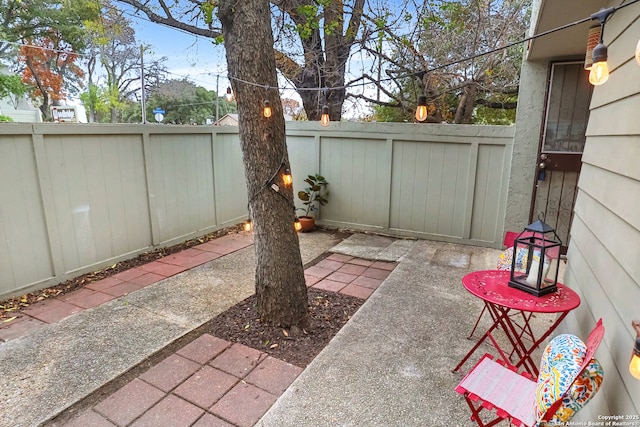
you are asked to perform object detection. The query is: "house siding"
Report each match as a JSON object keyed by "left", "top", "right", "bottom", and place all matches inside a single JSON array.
[{"left": 550, "top": 0, "right": 640, "bottom": 418}]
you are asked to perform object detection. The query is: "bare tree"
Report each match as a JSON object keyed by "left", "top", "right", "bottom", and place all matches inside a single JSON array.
[
  {"left": 355, "top": 0, "right": 530, "bottom": 123},
  {"left": 114, "top": 0, "right": 366, "bottom": 121},
  {"left": 218, "top": 0, "right": 309, "bottom": 328}
]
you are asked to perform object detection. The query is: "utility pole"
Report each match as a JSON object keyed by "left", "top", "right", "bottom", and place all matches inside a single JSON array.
[
  {"left": 140, "top": 45, "right": 146, "bottom": 124},
  {"left": 216, "top": 74, "right": 220, "bottom": 125}
]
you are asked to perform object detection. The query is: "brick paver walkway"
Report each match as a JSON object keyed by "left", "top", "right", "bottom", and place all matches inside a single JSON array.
[{"left": 0, "top": 235, "right": 397, "bottom": 426}]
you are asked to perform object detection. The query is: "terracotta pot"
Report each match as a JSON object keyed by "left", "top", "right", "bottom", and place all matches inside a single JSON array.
[{"left": 298, "top": 216, "right": 315, "bottom": 232}]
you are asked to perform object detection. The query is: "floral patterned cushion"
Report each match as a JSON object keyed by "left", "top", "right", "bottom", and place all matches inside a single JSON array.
[
  {"left": 496, "top": 246, "right": 529, "bottom": 271},
  {"left": 535, "top": 334, "right": 604, "bottom": 425}
]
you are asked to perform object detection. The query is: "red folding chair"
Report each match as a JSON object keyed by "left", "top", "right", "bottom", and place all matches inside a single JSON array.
[{"left": 456, "top": 319, "right": 605, "bottom": 427}]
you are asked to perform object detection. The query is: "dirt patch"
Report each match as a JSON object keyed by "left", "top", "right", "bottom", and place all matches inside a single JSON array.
[{"left": 207, "top": 288, "right": 364, "bottom": 368}]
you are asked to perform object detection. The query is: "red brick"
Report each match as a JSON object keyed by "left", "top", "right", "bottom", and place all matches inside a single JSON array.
[
  {"left": 352, "top": 275, "right": 384, "bottom": 290},
  {"left": 85, "top": 277, "right": 126, "bottom": 292},
  {"left": 21, "top": 299, "right": 83, "bottom": 323},
  {"left": 361, "top": 267, "right": 391, "bottom": 280},
  {"left": 348, "top": 258, "right": 374, "bottom": 267},
  {"left": 181, "top": 251, "right": 222, "bottom": 268},
  {"left": 112, "top": 268, "right": 147, "bottom": 281},
  {"left": 126, "top": 272, "right": 165, "bottom": 286},
  {"left": 130, "top": 394, "right": 204, "bottom": 427},
  {"left": 304, "top": 274, "right": 321, "bottom": 287},
  {"left": 94, "top": 379, "right": 164, "bottom": 426},
  {"left": 65, "top": 410, "right": 116, "bottom": 427},
  {"left": 176, "top": 334, "right": 230, "bottom": 364},
  {"left": 0, "top": 316, "right": 45, "bottom": 342},
  {"left": 326, "top": 253, "right": 354, "bottom": 262},
  {"left": 337, "top": 263, "right": 368, "bottom": 275},
  {"left": 209, "top": 343, "right": 266, "bottom": 378},
  {"left": 100, "top": 281, "right": 145, "bottom": 298},
  {"left": 326, "top": 271, "right": 357, "bottom": 284},
  {"left": 140, "top": 261, "right": 188, "bottom": 277},
  {"left": 174, "top": 366, "right": 237, "bottom": 408},
  {"left": 210, "top": 383, "right": 277, "bottom": 427},
  {"left": 244, "top": 356, "right": 303, "bottom": 396},
  {"left": 59, "top": 288, "right": 114, "bottom": 309},
  {"left": 312, "top": 279, "right": 347, "bottom": 293},
  {"left": 304, "top": 265, "right": 333, "bottom": 279},
  {"left": 340, "top": 283, "right": 374, "bottom": 299},
  {"left": 316, "top": 259, "right": 345, "bottom": 271},
  {"left": 140, "top": 354, "right": 201, "bottom": 392},
  {"left": 192, "top": 413, "right": 234, "bottom": 427}
]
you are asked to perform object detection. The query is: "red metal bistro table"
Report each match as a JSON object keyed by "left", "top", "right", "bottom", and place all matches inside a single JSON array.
[{"left": 453, "top": 270, "right": 581, "bottom": 377}]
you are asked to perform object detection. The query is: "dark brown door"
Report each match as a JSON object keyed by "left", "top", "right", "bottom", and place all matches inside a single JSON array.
[{"left": 531, "top": 62, "right": 593, "bottom": 254}]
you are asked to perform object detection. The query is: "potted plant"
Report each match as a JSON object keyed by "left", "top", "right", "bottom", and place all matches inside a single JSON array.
[{"left": 297, "top": 174, "right": 329, "bottom": 232}]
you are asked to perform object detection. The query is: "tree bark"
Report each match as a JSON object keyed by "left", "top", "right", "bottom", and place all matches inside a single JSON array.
[
  {"left": 218, "top": 0, "right": 309, "bottom": 329},
  {"left": 454, "top": 82, "right": 477, "bottom": 124}
]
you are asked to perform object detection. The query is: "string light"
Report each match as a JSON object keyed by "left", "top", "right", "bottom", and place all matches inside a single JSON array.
[
  {"left": 635, "top": 39, "right": 640, "bottom": 66},
  {"left": 283, "top": 168, "right": 293, "bottom": 186},
  {"left": 294, "top": 217, "right": 302, "bottom": 232},
  {"left": 415, "top": 95, "right": 428, "bottom": 122},
  {"left": 243, "top": 219, "right": 253, "bottom": 232},
  {"left": 225, "top": 87, "right": 233, "bottom": 101},
  {"left": 263, "top": 100, "right": 272, "bottom": 118},
  {"left": 587, "top": 7, "right": 614, "bottom": 86},
  {"left": 320, "top": 105, "right": 330, "bottom": 126}
]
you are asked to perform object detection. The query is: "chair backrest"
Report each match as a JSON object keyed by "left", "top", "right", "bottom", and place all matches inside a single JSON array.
[{"left": 539, "top": 318, "right": 605, "bottom": 422}]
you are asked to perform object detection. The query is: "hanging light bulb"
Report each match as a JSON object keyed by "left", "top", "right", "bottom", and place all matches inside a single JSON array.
[
  {"left": 320, "top": 105, "right": 330, "bottom": 127},
  {"left": 589, "top": 42, "right": 609, "bottom": 85},
  {"left": 587, "top": 7, "right": 614, "bottom": 86},
  {"left": 283, "top": 168, "right": 293, "bottom": 186},
  {"left": 294, "top": 217, "right": 302, "bottom": 232},
  {"left": 415, "top": 95, "right": 428, "bottom": 122},
  {"left": 263, "top": 100, "right": 272, "bottom": 118},
  {"left": 631, "top": 320, "right": 640, "bottom": 380},
  {"left": 243, "top": 219, "right": 253, "bottom": 232},
  {"left": 631, "top": 338, "right": 640, "bottom": 380},
  {"left": 225, "top": 87, "right": 233, "bottom": 102}
]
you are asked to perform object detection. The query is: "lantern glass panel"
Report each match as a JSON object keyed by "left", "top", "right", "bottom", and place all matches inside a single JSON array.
[{"left": 508, "top": 225, "right": 561, "bottom": 297}]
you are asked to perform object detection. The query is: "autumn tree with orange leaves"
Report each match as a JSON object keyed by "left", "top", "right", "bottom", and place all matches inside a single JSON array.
[{"left": 20, "top": 37, "right": 85, "bottom": 119}]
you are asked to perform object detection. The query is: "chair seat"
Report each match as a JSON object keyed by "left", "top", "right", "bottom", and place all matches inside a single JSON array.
[{"left": 456, "top": 355, "right": 537, "bottom": 427}]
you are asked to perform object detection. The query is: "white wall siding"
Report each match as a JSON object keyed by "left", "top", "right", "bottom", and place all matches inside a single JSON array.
[{"left": 549, "top": 0, "right": 640, "bottom": 417}]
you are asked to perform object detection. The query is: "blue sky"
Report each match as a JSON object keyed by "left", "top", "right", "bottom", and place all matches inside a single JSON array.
[{"left": 126, "top": 12, "right": 230, "bottom": 92}]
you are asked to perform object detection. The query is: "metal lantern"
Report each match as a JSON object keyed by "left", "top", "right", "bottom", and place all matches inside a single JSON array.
[{"left": 508, "top": 218, "right": 562, "bottom": 297}]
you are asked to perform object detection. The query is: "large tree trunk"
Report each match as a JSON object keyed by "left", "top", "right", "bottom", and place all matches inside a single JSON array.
[{"left": 218, "top": 0, "right": 309, "bottom": 329}]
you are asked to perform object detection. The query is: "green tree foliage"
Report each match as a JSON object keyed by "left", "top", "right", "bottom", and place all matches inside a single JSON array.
[
  {"left": 138, "top": 79, "right": 236, "bottom": 125},
  {"left": 1, "top": 0, "right": 100, "bottom": 118},
  {"left": 0, "top": 73, "right": 26, "bottom": 108}
]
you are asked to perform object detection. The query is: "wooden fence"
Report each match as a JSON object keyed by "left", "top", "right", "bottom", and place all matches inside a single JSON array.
[{"left": 0, "top": 121, "right": 514, "bottom": 298}]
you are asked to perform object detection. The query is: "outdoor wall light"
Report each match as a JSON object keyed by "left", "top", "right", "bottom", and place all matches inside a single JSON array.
[
  {"left": 415, "top": 95, "right": 428, "bottom": 122},
  {"left": 320, "top": 105, "right": 330, "bottom": 127},
  {"left": 225, "top": 87, "right": 233, "bottom": 102},
  {"left": 283, "top": 168, "right": 293, "bottom": 186},
  {"left": 630, "top": 320, "right": 640, "bottom": 380},
  {"left": 588, "top": 7, "right": 615, "bottom": 86},
  {"left": 263, "top": 100, "right": 272, "bottom": 118}
]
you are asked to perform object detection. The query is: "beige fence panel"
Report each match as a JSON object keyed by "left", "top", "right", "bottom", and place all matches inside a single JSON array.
[
  {"left": 0, "top": 132, "right": 54, "bottom": 296},
  {"left": 0, "top": 122, "right": 513, "bottom": 299}
]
